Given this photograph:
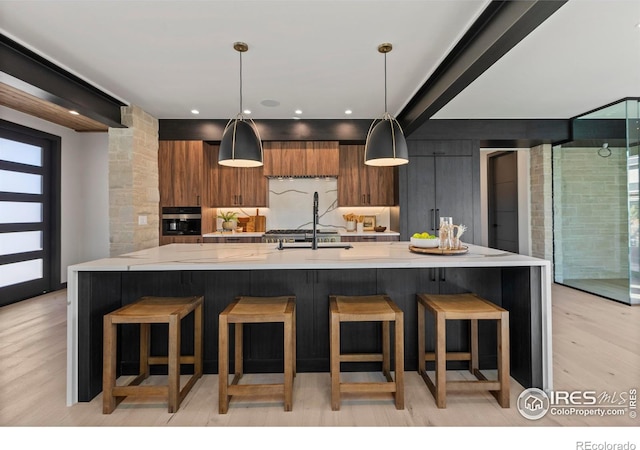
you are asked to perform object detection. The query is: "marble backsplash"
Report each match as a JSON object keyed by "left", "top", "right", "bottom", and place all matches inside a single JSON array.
[{"left": 215, "top": 178, "right": 392, "bottom": 231}]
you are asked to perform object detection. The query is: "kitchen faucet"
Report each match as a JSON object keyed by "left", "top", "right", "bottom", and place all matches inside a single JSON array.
[{"left": 312, "top": 191, "right": 318, "bottom": 250}]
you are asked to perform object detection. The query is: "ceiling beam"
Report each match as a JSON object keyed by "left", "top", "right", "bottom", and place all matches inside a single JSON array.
[
  {"left": 398, "top": 0, "right": 568, "bottom": 136},
  {"left": 0, "top": 34, "right": 126, "bottom": 128}
]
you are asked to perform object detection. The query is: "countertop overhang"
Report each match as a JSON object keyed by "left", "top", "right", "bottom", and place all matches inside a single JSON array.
[{"left": 68, "top": 242, "right": 550, "bottom": 273}]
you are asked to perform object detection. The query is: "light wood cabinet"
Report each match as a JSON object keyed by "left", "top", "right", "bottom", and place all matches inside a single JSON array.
[
  {"left": 263, "top": 141, "right": 339, "bottom": 177},
  {"left": 205, "top": 145, "right": 268, "bottom": 207},
  {"left": 338, "top": 144, "right": 396, "bottom": 206},
  {"left": 158, "top": 141, "right": 203, "bottom": 207}
]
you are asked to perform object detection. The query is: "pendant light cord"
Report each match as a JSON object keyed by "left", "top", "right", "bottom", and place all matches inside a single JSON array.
[
  {"left": 384, "top": 51, "right": 388, "bottom": 113},
  {"left": 239, "top": 50, "right": 243, "bottom": 113}
]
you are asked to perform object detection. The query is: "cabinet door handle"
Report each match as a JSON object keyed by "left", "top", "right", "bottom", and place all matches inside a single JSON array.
[
  {"left": 362, "top": 236, "right": 376, "bottom": 240},
  {"left": 440, "top": 268, "right": 446, "bottom": 282},
  {"left": 226, "top": 238, "right": 240, "bottom": 242},
  {"left": 435, "top": 209, "right": 440, "bottom": 231},
  {"left": 362, "top": 194, "right": 366, "bottom": 204},
  {"left": 430, "top": 209, "right": 435, "bottom": 231},
  {"left": 367, "top": 194, "right": 370, "bottom": 204},
  {"left": 196, "top": 195, "right": 200, "bottom": 206},
  {"left": 239, "top": 195, "right": 243, "bottom": 205}
]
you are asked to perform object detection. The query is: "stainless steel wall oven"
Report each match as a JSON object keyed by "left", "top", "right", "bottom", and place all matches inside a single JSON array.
[{"left": 161, "top": 206, "right": 201, "bottom": 236}]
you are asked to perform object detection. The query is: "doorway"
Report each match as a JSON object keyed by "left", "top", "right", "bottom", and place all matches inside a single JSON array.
[
  {"left": 0, "top": 120, "right": 61, "bottom": 306},
  {"left": 487, "top": 151, "right": 519, "bottom": 253}
]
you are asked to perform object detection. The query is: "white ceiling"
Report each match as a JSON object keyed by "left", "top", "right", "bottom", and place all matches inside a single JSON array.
[{"left": 1, "top": 0, "right": 639, "bottom": 124}]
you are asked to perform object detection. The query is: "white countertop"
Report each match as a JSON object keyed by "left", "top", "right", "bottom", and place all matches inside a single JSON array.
[{"left": 68, "top": 242, "right": 549, "bottom": 272}]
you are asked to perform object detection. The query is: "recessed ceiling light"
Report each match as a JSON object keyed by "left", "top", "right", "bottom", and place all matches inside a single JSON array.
[
  {"left": 243, "top": 109, "right": 251, "bottom": 114},
  {"left": 261, "top": 99, "right": 280, "bottom": 107},
  {"left": 191, "top": 109, "right": 199, "bottom": 114},
  {"left": 345, "top": 109, "right": 352, "bottom": 115},
  {"left": 294, "top": 109, "right": 302, "bottom": 115},
  {"left": 69, "top": 110, "right": 79, "bottom": 115}
]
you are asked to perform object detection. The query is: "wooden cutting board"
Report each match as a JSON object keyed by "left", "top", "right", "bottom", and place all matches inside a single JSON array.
[{"left": 254, "top": 209, "right": 266, "bottom": 232}]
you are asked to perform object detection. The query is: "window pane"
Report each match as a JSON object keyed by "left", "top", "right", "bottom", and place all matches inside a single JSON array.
[
  {"left": 0, "top": 138, "right": 42, "bottom": 166},
  {"left": 0, "top": 231, "right": 42, "bottom": 256},
  {"left": 0, "top": 258, "right": 43, "bottom": 288},
  {"left": 0, "top": 202, "right": 42, "bottom": 224},
  {"left": 0, "top": 170, "right": 42, "bottom": 194}
]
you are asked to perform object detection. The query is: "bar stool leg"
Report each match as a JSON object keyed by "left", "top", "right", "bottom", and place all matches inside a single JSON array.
[
  {"left": 394, "top": 311, "right": 404, "bottom": 410},
  {"left": 235, "top": 323, "right": 243, "bottom": 379},
  {"left": 330, "top": 302, "right": 340, "bottom": 411},
  {"left": 103, "top": 315, "right": 117, "bottom": 414},
  {"left": 382, "top": 320, "right": 390, "bottom": 376},
  {"left": 284, "top": 312, "right": 294, "bottom": 411},
  {"left": 470, "top": 318, "right": 479, "bottom": 375},
  {"left": 168, "top": 315, "right": 180, "bottom": 413},
  {"left": 435, "top": 312, "right": 447, "bottom": 408},
  {"left": 417, "top": 300, "right": 425, "bottom": 375},
  {"left": 194, "top": 303, "right": 203, "bottom": 378},
  {"left": 496, "top": 312, "right": 510, "bottom": 407},
  {"left": 218, "top": 313, "right": 229, "bottom": 414}
]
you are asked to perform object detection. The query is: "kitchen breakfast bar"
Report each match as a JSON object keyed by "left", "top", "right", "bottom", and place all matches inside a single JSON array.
[{"left": 66, "top": 242, "right": 552, "bottom": 405}]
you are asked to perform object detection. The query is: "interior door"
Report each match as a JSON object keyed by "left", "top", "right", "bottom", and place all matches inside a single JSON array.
[{"left": 488, "top": 151, "right": 519, "bottom": 253}]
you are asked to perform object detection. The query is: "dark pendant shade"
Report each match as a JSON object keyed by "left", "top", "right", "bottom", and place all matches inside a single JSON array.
[
  {"left": 364, "top": 115, "right": 409, "bottom": 166},
  {"left": 218, "top": 117, "right": 263, "bottom": 167}
]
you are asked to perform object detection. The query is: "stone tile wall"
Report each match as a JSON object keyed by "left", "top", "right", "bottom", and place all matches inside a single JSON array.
[
  {"left": 108, "top": 105, "right": 159, "bottom": 256},
  {"left": 530, "top": 144, "right": 553, "bottom": 262},
  {"left": 552, "top": 145, "right": 628, "bottom": 280}
]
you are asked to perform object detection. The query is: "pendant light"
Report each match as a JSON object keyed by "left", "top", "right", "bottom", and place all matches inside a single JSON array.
[
  {"left": 364, "top": 43, "right": 408, "bottom": 166},
  {"left": 218, "top": 42, "right": 263, "bottom": 167}
]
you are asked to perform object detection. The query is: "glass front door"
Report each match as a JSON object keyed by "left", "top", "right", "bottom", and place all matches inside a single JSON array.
[{"left": 0, "top": 123, "right": 59, "bottom": 306}]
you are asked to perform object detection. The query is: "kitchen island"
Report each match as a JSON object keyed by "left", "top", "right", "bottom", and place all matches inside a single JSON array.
[{"left": 66, "top": 242, "right": 552, "bottom": 405}]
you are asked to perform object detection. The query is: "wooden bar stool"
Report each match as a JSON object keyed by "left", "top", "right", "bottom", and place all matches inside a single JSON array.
[
  {"left": 102, "top": 295, "right": 203, "bottom": 414},
  {"left": 218, "top": 296, "right": 296, "bottom": 413},
  {"left": 417, "top": 293, "right": 509, "bottom": 408},
  {"left": 329, "top": 294, "right": 404, "bottom": 411}
]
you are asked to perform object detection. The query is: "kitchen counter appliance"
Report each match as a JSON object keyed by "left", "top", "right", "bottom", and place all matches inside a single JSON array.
[
  {"left": 162, "top": 206, "right": 201, "bottom": 236},
  {"left": 262, "top": 229, "right": 341, "bottom": 243}
]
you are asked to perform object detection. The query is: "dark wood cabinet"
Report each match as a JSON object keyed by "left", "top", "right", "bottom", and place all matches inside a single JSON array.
[
  {"left": 205, "top": 145, "right": 268, "bottom": 207},
  {"left": 160, "top": 236, "right": 202, "bottom": 245},
  {"left": 158, "top": 140, "right": 203, "bottom": 207},
  {"left": 338, "top": 144, "right": 396, "bottom": 206},
  {"left": 263, "top": 141, "right": 339, "bottom": 177},
  {"left": 399, "top": 140, "right": 480, "bottom": 244}
]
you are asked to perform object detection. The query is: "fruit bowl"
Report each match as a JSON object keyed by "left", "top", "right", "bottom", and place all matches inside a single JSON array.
[
  {"left": 374, "top": 226, "right": 386, "bottom": 232},
  {"left": 410, "top": 237, "right": 440, "bottom": 248}
]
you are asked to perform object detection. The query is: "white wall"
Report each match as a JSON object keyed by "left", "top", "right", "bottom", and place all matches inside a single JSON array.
[{"left": 0, "top": 106, "right": 110, "bottom": 283}]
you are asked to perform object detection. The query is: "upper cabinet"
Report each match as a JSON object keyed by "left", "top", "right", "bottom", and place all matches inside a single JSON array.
[
  {"left": 204, "top": 144, "right": 268, "bottom": 207},
  {"left": 263, "top": 141, "right": 339, "bottom": 177},
  {"left": 338, "top": 144, "right": 397, "bottom": 206},
  {"left": 158, "top": 140, "right": 203, "bottom": 207}
]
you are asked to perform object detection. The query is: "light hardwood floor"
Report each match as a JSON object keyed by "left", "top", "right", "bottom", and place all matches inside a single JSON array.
[{"left": 0, "top": 284, "right": 638, "bottom": 429}]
